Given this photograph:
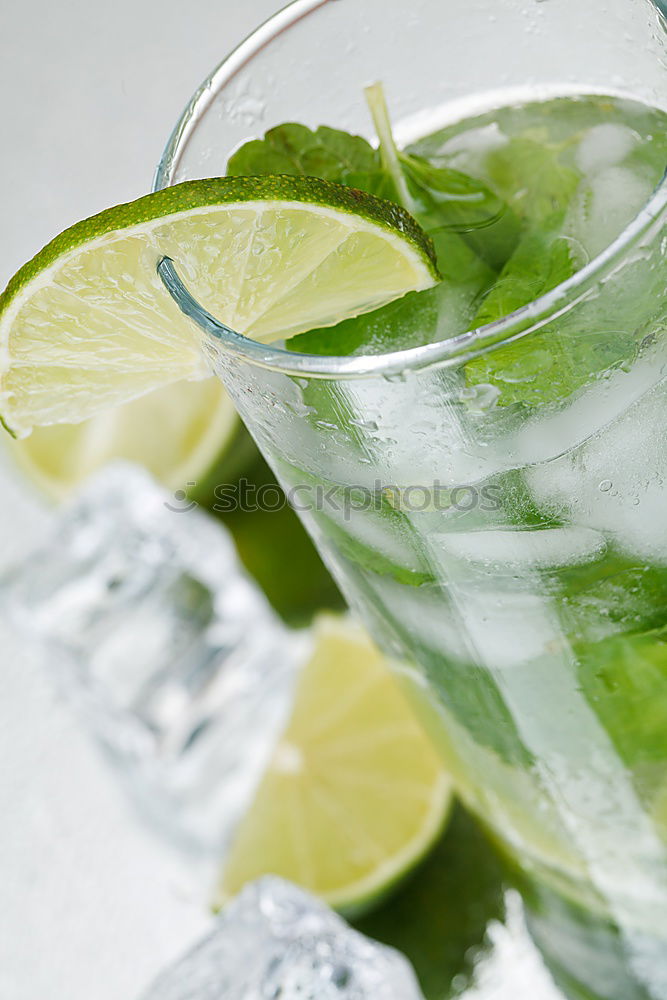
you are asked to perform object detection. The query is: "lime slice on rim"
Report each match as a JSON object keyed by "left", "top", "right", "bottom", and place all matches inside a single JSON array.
[
  {"left": 6, "top": 377, "right": 246, "bottom": 501},
  {"left": 218, "top": 614, "right": 452, "bottom": 916},
  {"left": 0, "top": 176, "right": 438, "bottom": 439}
]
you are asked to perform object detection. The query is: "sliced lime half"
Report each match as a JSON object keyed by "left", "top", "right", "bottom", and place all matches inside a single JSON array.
[
  {"left": 0, "top": 176, "right": 438, "bottom": 438},
  {"left": 218, "top": 614, "right": 452, "bottom": 916},
  {"left": 6, "top": 377, "right": 243, "bottom": 501}
]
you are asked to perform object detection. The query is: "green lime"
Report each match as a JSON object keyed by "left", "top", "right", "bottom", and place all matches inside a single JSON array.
[
  {"left": 6, "top": 377, "right": 248, "bottom": 501},
  {"left": 0, "top": 176, "right": 438, "bottom": 438},
  {"left": 217, "top": 614, "right": 452, "bottom": 916}
]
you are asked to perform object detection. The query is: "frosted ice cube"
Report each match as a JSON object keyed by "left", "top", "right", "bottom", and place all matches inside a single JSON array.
[
  {"left": 140, "top": 877, "right": 424, "bottom": 1000},
  {"left": 427, "top": 123, "right": 509, "bottom": 175},
  {"left": 434, "top": 526, "right": 607, "bottom": 571},
  {"left": 322, "top": 501, "right": 428, "bottom": 577},
  {"left": 509, "top": 350, "right": 666, "bottom": 468},
  {"left": 451, "top": 588, "right": 566, "bottom": 670},
  {"left": 0, "top": 463, "right": 306, "bottom": 852},
  {"left": 364, "top": 570, "right": 563, "bottom": 673},
  {"left": 566, "top": 165, "right": 653, "bottom": 259},
  {"left": 463, "top": 891, "right": 563, "bottom": 1000},
  {"left": 363, "top": 575, "right": 471, "bottom": 664},
  {"left": 526, "top": 376, "right": 667, "bottom": 563},
  {"left": 575, "top": 123, "right": 638, "bottom": 176}
]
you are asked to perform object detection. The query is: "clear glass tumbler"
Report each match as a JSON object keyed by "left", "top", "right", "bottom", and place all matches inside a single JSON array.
[{"left": 154, "top": 2, "right": 667, "bottom": 997}]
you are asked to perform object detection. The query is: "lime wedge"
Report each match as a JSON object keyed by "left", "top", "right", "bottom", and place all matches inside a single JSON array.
[
  {"left": 218, "top": 614, "right": 452, "bottom": 915},
  {"left": 0, "top": 176, "right": 438, "bottom": 438},
  {"left": 6, "top": 376, "right": 244, "bottom": 501}
]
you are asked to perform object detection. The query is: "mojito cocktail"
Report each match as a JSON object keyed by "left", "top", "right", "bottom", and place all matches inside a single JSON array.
[
  {"left": 2, "top": 0, "right": 667, "bottom": 996},
  {"left": 153, "top": 2, "right": 667, "bottom": 997}
]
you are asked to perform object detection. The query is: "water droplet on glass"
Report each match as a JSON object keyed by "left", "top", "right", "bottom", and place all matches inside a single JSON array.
[
  {"left": 459, "top": 383, "right": 501, "bottom": 413},
  {"left": 350, "top": 418, "right": 379, "bottom": 431},
  {"left": 221, "top": 84, "right": 266, "bottom": 126}
]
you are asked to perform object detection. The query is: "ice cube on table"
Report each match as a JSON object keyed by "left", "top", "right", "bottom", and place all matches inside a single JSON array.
[
  {"left": 140, "top": 877, "right": 424, "bottom": 1000},
  {"left": 0, "top": 463, "right": 307, "bottom": 853}
]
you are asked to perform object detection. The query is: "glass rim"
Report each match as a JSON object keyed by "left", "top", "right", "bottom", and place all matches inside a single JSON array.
[{"left": 153, "top": 0, "right": 667, "bottom": 380}]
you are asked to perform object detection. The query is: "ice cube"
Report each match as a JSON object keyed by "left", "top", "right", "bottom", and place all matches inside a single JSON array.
[
  {"left": 434, "top": 526, "right": 607, "bottom": 571},
  {"left": 321, "top": 501, "right": 428, "bottom": 577},
  {"left": 575, "top": 123, "right": 638, "bottom": 176},
  {"left": 0, "top": 463, "right": 306, "bottom": 852},
  {"left": 363, "top": 575, "right": 471, "bottom": 664},
  {"left": 509, "top": 349, "right": 667, "bottom": 468},
  {"left": 139, "top": 877, "right": 424, "bottom": 1000},
  {"left": 450, "top": 588, "right": 566, "bottom": 670},
  {"left": 425, "top": 123, "right": 509, "bottom": 175},
  {"left": 566, "top": 165, "right": 653, "bottom": 259},
  {"left": 526, "top": 376, "right": 667, "bottom": 564}
]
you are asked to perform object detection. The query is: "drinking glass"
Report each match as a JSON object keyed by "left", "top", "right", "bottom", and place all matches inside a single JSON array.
[{"left": 154, "top": 2, "right": 667, "bottom": 996}]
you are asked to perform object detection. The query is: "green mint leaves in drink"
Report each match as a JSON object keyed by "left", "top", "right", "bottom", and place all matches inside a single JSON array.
[
  {"left": 226, "top": 123, "right": 393, "bottom": 199},
  {"left": 364, "top": 82, "right": 521, "bottom": 271},
  {"left": 227, "top": 85, "right": 510, "bottom": 358},
  {"left": 226, "top": 88, "right": 518, "bottom": 267},
  {"left": 227, "top": 89, "right": 666, "bottom": 408},
  {"left": 472, "top": 222, "right": 575, "bottom": 329}
]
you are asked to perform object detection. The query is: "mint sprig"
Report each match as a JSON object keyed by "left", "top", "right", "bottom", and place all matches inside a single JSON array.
[
  {"left": 226, "top": 93, "right": 507, "bottom": 358},
  {"left": 364, "top": 83, "right": 520, "bottom": 270},
  {"left": 463, "top": 218, "right": 651, "bottom": 408},
  {"left": 226, "top": 87, "right": 519, "bottom": 272},
  {"left": 226, "top": 85, "right": 596, "bottom": 380}
]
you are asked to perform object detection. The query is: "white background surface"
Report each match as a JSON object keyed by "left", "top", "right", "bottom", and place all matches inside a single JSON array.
[{"left": 0, "top": 3, "right": 277, "bottom": 998}]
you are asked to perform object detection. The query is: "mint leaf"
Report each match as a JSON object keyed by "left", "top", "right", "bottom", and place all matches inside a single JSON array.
[
  {"left": 464, "top": 220, "right": 648, "bottom": 408},
  {"left": 226, "top": 123, "right": 389, "bottom": 196},
  {"left": 473, "top": 224, "right": 574, "bottom": 328},
  {"left": 577, "top": 622, "right": 667, "bottom": 768},
  {"left": 465, "top": 225, "right": 579, "bottom": 405},
  {"left": 484, "top": 137, "right": 580, "bottom": 225},
  {"left": 397, "top": 153, "right": 521, "bottom": 271},
  {"left": 398, "top": 153, "right": 509, "bottom": 230}
]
